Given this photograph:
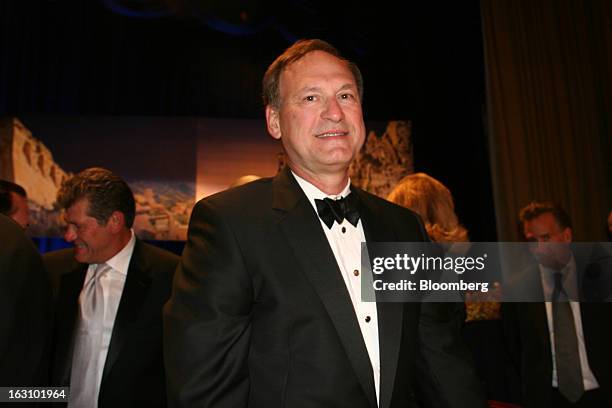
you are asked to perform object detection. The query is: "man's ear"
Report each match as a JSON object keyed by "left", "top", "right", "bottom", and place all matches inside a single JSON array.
[
  {"left": 108, "top": 211, "right": 126, "bottom": 233},
  {"left": 562, "top": 227, "right": 573, "bottom": 243},
  {"left": 265, "top": 105, "right": 282, "bottom": 140}
]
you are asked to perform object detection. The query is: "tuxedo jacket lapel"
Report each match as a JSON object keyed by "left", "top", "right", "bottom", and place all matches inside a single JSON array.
[
  {"left": 102, "top": 240, "right": 151, "bottom": 383},
  {"left": 55, "top": 263, "right": 87, "bottom": 386},
  {"left": 272, "top": 169, "right": 378, "bottom": 408},
  {"left": 355, "top": 188, "right": 404, "bottom": 408}
]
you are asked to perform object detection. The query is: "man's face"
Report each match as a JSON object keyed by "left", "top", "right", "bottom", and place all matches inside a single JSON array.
[
  {"left": 523, "top": 212, "right": 572, "bottom": 269},
  {"left": 266, "top": 51, "right": 366, "bottom": 180},
  {"left": 63, "top": 198, "right": 116, "bottom": 264},
  {"left": 10, "top": 192, "right": 29, "bottom": 229}
]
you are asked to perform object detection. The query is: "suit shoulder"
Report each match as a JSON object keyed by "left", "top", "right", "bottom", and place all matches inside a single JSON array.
[
  {"left": 356, "top": 187, "right": 427, "bottom": 241},
  {"left": 194, "top": 177, "right": 273, "bottom": 214},
  {"left": 137, "top": 241, "right": 180, "bottom": 280},
  {"left": 139, "top": 241, "right": 179, "bottom": 263},
  {"left": 43, "top": 248, "right": 78, "bottom": 275},
  {"left": 0, "top": 214, "right": 40, "bottom": 256},
  {"left": 0, "top": 214, "right": 46, "bottom": 290},
  {"left": 42, "top": 248, "right": 80, "bottom": 296},
  {"left": 357, "top": 188, "right": 422, "bottom": 221}
]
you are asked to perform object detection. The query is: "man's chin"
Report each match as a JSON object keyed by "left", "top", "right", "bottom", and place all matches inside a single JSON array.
[
  {"left": 318, "top": 155, "right": 355, "bottom": 172},
  {"left": 535, "top": 257, "right": 567, "bottom": 270},
  {"left": 73, "top": 248, "right": 90, "bottom": 264}
]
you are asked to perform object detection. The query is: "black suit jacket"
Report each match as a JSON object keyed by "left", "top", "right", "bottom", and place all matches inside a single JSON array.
[
  {"left": 45, "top": 239, "right": 178, "bottom": 407},
  {"left": 0, "top": 214, "right": 52, "bottom": 387},
  {"left": 502, "top": 246, "right": 612, "bottom": 407},
  {"left": 164, "top": 168, "right": 485, "bottom": 408}
]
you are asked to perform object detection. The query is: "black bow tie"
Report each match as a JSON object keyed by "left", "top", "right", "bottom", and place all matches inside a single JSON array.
[{"left": 315, "top": 193, "right": 360, "bottom": 229}]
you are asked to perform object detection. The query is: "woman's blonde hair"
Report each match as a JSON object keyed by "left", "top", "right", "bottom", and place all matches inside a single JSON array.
[{"left": 387, "top": 173, "right": 468, "bottom": 243}]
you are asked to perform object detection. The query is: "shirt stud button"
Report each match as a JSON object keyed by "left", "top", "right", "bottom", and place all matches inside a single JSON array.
[
  {"left": 341, "top": 227, "right": 346, "bottom": 233},
  {"left": 365, "top": 316, "right": 371, "bottom": 323},
  {"left": 353, "top": 269, "right": 359, "bottom": 277}
]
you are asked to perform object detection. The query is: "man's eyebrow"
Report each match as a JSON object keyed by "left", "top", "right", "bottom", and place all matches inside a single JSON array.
[
  {"left": 296, "top": 83, "right": 357, "bottom": 94},
  {"left": 337, "top": 83, "right": 357, "bottom": 92},
  {"left": 297, "top": 86, "right": 322, "bottom": 94}
]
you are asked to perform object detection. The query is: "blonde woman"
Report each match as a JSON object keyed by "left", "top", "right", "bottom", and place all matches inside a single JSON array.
[
  {"left": 387, "top": 172, "right": 500, "bottom": 314},
  {"left": 388, "top": 173, "right": 515, "bottom": 406},
  {"left": 387, "top": 172, "right": 468, "bottom": 243}
]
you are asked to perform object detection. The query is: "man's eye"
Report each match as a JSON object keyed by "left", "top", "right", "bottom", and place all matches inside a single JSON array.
[
  {"left": 304, "top": 95, "right": 315, "bottom": 102},
  {"left": 340, "top": 93, "right": 355, "bottom": 100}
]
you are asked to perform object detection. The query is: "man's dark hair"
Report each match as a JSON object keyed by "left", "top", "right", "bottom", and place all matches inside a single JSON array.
[
  {"left": 57, "top": 167, "right": 136, "bottom": 228},
  {"left": 262, "top": 39, "right": 364, "bottom": 109},
  {"left": 519, "top": 201, "right": 573, "bottom": 231},
  {"left": 0, "top": 180, "right": 27, "bottom": 215}
]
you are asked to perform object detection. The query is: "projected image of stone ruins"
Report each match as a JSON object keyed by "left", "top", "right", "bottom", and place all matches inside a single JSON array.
[{"left": 0, "top": 118, "right": 193, "bottom": 240}]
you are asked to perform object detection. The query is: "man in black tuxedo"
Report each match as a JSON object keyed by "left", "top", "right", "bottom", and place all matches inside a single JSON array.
[
  {"left": 0, "top": 213, "right": 52, "bottom": 386},
  {"left": 46, "top": 167, "right": 178, "bottom": 407},
  {"left": 164, "top": 39, "right": 485, "bottom": 408},
  {"left": 503, "top": 201, "right": 612, "bottom": 408}
]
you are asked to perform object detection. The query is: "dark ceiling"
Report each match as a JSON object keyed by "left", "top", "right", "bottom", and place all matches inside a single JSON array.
[{"left": 0, "top": 0, "right": 497, "bottom": 240}]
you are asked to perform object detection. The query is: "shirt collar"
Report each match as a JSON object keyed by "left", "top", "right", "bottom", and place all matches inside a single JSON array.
[
  {"left": 291, "top": 170, "right": 351, "bottom": 211},
  {"left": 539, "top": 252, "right": 576, "bottom": 276},
  {"left": 95, "top": 229, "right": 136, "bottom": 276},
  {"left": 539, "top": 253, "right": 578, "bottom": 299}
]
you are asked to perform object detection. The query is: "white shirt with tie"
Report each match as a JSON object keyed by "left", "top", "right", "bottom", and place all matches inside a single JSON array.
[
  {"left": 539, "top": 255, "right": 599, "bottom": 391},
  {"left": 68, "top": 230, "right": 135, "bottom": 408},
  {"left": 293, "top": 172, "right": 381, "bottom": 406}
]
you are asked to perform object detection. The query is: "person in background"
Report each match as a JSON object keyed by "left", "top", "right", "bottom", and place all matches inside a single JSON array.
[
  {"left": 387, "top": 172, "right": 468, "bottom": 243},
  {"left": 0, "top": 180, "right": 30, "bottom": 229},
  {"left": 45, "top": 167, "right": 178, "bottom": 408},
  {"left": 0, "top": 213, "right": 52, "bottom": 387},
  {"left": 502, "top": 201, "right": 612, "bottom": 408},
  {"left": 387, "top": 173, "right": 517, "bottom": 405}
]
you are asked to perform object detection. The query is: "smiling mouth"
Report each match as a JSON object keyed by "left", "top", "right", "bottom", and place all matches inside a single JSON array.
[{"left": 315, "top": 131, "right": 348, "bottom": 138}]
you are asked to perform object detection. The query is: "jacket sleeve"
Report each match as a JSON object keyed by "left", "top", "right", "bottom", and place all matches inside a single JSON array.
[
  {"left": 408, "top": 214, "right": 487, "bottom": 408},
  {"left": 0, "top": 217, "right": 52, "bottom": 386},
  {"left": 163, "top": 199, "right": 253, "bottom": 408},
  {"left": 415, "top": 301, "right": 488, "bottom": 408}
]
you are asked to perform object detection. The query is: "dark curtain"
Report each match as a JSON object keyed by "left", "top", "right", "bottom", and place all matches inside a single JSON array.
[
  {"left": 481, "top": 0, "right": 612, "bottom": 241},
  {"left": 1, "top": 1, "right": 497, "bottom": 240}
]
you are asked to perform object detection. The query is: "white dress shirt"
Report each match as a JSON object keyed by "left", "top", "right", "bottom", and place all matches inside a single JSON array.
[
  {"left": 69, "top": 230, "right": 136, "bottom": 408},
  {"left": 539, "top": 256, "right": 599, "bottom": 391},
  {"left": 293, "top": 172, "right": 381, "bottom": 405}
]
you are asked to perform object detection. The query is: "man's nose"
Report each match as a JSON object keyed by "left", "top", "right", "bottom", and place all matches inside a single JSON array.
[
  {"left": 64, "top": 227, "right": 76, "bottom": 242},
  {"left": 321, "top": 98, "right": 345, "bottom": 122}
]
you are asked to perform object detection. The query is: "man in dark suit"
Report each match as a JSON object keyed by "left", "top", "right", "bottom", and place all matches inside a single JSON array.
[
  {"left": 0, "top": 213, "right": 52, "bottom": 386},
  {"left": 502, "top": 201, "right": 612, "bottom": 408},
  {"left": 46, "top": 167, "right": 178, "bottom": 407},
  {"left": 164, "top": 39, "right": 485, "bottom": 408}
]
